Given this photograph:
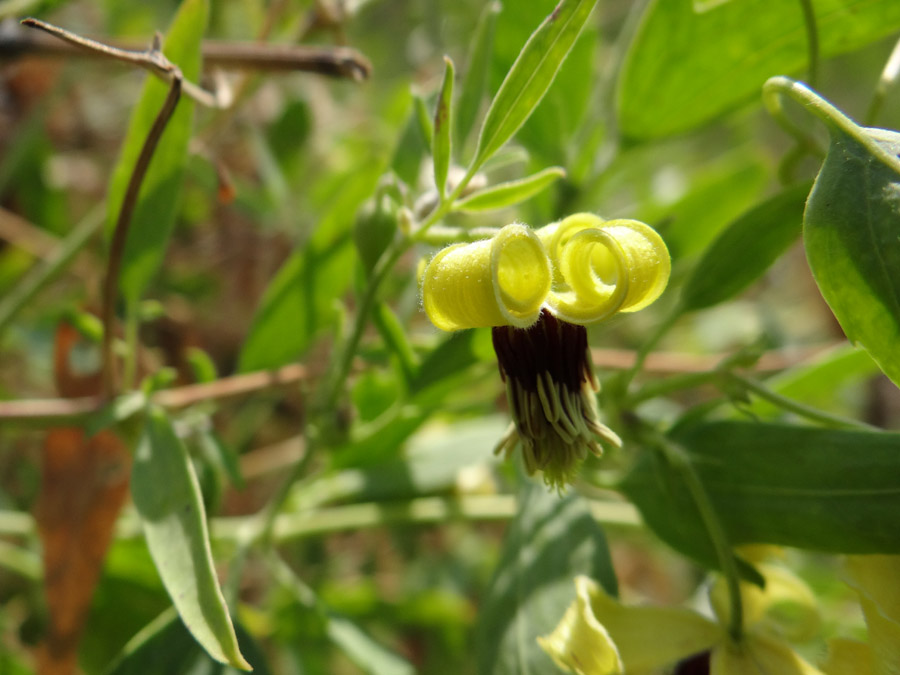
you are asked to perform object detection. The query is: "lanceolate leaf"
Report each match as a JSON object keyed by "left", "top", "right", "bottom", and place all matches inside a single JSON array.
[
  {"left": 476, "top": 481, "right": 617, "bottom": 675},
  {"left": 471, "top": 0, "right": 599, "bottom": 171},
  {"left": 131, "top": 408, "right": 250, "bottom": 670},
  {"left": 105, "top": 0, "right": 208, "bottom": 302},
  {"left": 433, "top": 56, "right": 455, "bottom": 200},
  {"left": 621, "top": 421, "right": 900, "bottom": 562},
  {"left": 680, "top": 181, "right": 810, "bottom": 312},
  {"left": 454, "top": 166, "right": 565, "bottom": 212},
  {"left": 618, "top": 0, "right": 900, "bottom": 139},
  {"left": 804, "top": 125, "right": 900, "bottom": 388}
]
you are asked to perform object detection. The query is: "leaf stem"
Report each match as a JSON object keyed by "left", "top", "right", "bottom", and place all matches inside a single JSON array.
[
  {"left": 865, "top": 35, "right": 900, "bottom": 126},
  {"left": 728, "top": 372, "right": 876, "bottom": 430},
  {"left": 797, "top": 0, "right": 819, "bottom": 88},
  {"left": 656, "top": 437, "right": 743, "bottom": 642},
  {"left": 101, "top": 75, "right": 183, "bottom": 399},
  {"left": 764, "top": 76, "right": 900, "bottom": 175}
]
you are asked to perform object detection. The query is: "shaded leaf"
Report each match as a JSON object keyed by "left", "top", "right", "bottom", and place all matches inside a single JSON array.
[
  {"left": 804, "top": 124, "right": 900, "bottom": 388},
  {"left": 680, "top": 181, "right": 810, "bottom": 311},
  {"left": 454, "top": 166, "right": 565, "bottom": 212},
  {"left": 617, "top": 0, "right": 900, "bottom": 139},
  {"left": 131, "top": 408, "right": 249, "bottom": 670},
  {"left": 621, "top": 421, "right": 900, "bottom": 562},
  {"left": 472, "top": 0, "right": 599, "bottom": 170},
  {"left": 105, "top": 0, "right": 209, "bottom": 302},
  {"left": 476, "top": 480, "right": 617, "bottom": 675}
]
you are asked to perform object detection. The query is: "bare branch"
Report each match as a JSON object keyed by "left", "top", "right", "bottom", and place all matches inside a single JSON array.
[{"left": 6, "top": 18, "right": 371, "bottom": 83}]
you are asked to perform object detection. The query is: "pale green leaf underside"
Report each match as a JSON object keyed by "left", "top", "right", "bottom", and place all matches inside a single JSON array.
[{"left": 132, "top": 409, "right": 250, "bottom": 670}]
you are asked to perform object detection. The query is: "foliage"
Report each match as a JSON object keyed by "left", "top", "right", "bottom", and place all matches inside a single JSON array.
[{"left": 1, "top": 0, "right": 900, "bottom": 673}]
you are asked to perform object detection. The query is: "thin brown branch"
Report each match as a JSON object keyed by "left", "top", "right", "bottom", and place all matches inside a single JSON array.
[
  {"left": 0, "top": 363, "right": 310, "bottom": 427},
  {"left": 592, "top": 345, "right": 835, "bottom": 375},
  {"left": 7, "top": 19, "right": 371, "bottom": 82},
  {"left": 101, "top": 76, "right": 183, "bottom": 398},
  {"left": 19, "top": 18, "right": 227, "bottom": 107}
]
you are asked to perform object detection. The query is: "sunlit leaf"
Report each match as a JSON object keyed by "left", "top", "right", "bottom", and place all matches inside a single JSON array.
[
  {"left": 105, "top": 0, "right": 208, "bottom": 302},
  {"left": 131, "top": 408, "right": 250, "bottom": 670},
  {"left": 618, "top": 0, "right": 900, "bottom": 139},
  {"left": 804, "top": 124, "right": 900, "bottom": 388},
  {"left": 472, "top": 0, "right": 599, "bottom": 170},
  {"left": 454, "top": 166, "right": 565, "bottom": 212}
]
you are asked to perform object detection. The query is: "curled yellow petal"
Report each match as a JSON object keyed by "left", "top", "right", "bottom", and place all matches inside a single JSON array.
[
  {"left": 422, "top": 223, "right": 551, "bottom": 331},
  {"left": 538, "top": 213, "right": 671, "bottom": 325},
  {"left": 711, "top": 633, "right": 826, "bottom": 675},
  {"left": 843, "top": 555, "right": 900, "bottom": 675},
  {"left": 542, "top": 576, "right": 721, "bottom": 673},
  {"left": 537, "top": 576, "right": 624, "bottom": 675}
]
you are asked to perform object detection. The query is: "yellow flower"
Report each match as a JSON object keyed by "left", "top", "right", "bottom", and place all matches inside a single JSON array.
[
  {"left": 539, "top": 565, "right": 824, "bottom": 675},
  {"left": 422, "top": 214, "right": 670, "bottom": 331},
  {"left": 420, "top": 213, "right": 670, "bottom": 489},
  {"left": 821, "top": 555, "right": 900, "bottom": 675}
]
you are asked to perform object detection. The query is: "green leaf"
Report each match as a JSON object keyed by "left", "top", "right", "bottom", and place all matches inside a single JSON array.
[
  {"left": 476, "top": 481, "right": 618, "bottom": 675},
  {"left": 105, "top": 0, "right": 208, "bottom": 302},
  {"left": 131, "top": 408, "right": 250, "bottom": 670},
  {"left": 409, "top": 328, "right": 492, "bottom": 396},
  {"left": 327, "top": 615, "right": 415, "bottom": 675},
  {"left": 680, "top": 181, "right": 810, "bottom": 312},
  {"left": 804, "top": 124, "right": 900, "bottom": 388},
  {"left": 454, "top": 166, "right": 565, "bottom": 212},
  {"left": 617, "top": 0, "right": 900, "bottom": 139},
  {"left": 471, "top": 0, "right": 599, "bottom": 171},
  {"left": 621, "top": 421, "right": 900, "bottom": 559},
  {"left": 105, "top": 609, "right": 270, "bottom": 675},
  {"left": 238, "top": 163, "right": 383, "bottom": 372},
  {"left": 745, "top": 344, "right": 880, "bottom": 419},
  {"left": 456, "top": 1, "right": 502, "bottom": 153},
  {"left": 433, "top": 56, "right": 455, "bottom": 200}
]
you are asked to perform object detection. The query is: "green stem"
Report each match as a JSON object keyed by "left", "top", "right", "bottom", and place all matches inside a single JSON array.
[
  {"left": 617, "top": 308, "right": 680, "bottom": 396},
  {"left": 122, "top": 297, "right": 140, "bottom": 391},
  {"left": 797, "top": 0, "right": 819, "bottom": 88},
  {"left": 657, "top": 438, "right": 743, "bottom": 642},
  {"left": 0, "top": 204, "right": 104, "bottom": 335},
  {"left": 865, "top": 35, "right": 900, "bottom": 126},
  {"left": 628, "top": 370, "right": 722, "bottom": 406},
  {"left": 729, "top": 372, "right": 875, "bottom": 430},
  {"left": 764, "top": 76, "right": 900, "bottom": 175}
]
